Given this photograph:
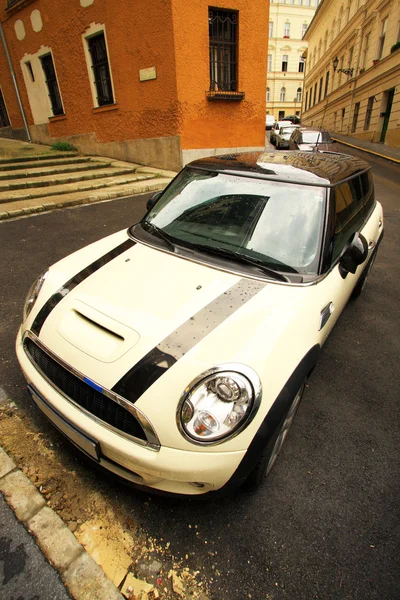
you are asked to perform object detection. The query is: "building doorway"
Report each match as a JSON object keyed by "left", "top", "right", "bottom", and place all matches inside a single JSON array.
[{"left": 380, "top": 88, "right": 394, "bottom": 143}]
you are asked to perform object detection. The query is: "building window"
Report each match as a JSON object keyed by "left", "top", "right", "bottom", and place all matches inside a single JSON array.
[
  {"left": 305, "top": 90, "right": 308, "bottom": 110},
  {"left": 296, "top": 87, "right": 302, "bottom": 101},
  {"left": 268, "top": 54, "right": 272, "bottom": 72},
  {"left": 302, "top": 23, "right": 308, "bottom": 37},
  {"left": 319, "top": 77, "right": 323, "bottom": 102},
  {"left": 40, "top": 53, "right": 64, "bottom": 116},
  {"left": 278, "top": 110, "right": 285, "bottom": 120},
  {"left": 298, "top": 56, "right": 305, "bottom": 72},
  {"left": 348, "top": 46, "right": 354, "bottom": 70},
  {"left": 362, "top": 32, "right": 370, "bottom": 69},
  {"left": 364, "top": 96, "right": 374, "bottom": 130},
  {"left": 266, "top": 87, "right": 270, "bottom": 101},
  {"left": 352, "top": 102, "right": 360, "bottom": 132},
  {"left": 26, "top": 61, "right": 35, "bottom": 82},
  {"left": 208, "top": 9, "right": 244, "bottom": 97},
  {"left": 377, "top": 17, "right": 387, "bottom": 59},
  {"left": 280, "top": 87, "right": 286, "bottom": 101},
  {"left": 313, "top": 82, "right": 317, "bottom": 105},
  {"left": 284, "top": 22, "right": 290, "bottom": 37},
  {"left": 0, "top": 88, "right": 11, "bottom": 127},
  {"left": 338, "top": 8, "right": 343, "bottom": 33},
  {"left": 87, "top": 32, "right": 114, "bottom": 106},
  {"left": 324, "top": 70, "right": 330, "bottom": 96},
  {"left": 269, "top": 21, "right": 274, "bottom": 38},
  {"left": 282, "top": 55, "right": 288, "bottom": 72}
]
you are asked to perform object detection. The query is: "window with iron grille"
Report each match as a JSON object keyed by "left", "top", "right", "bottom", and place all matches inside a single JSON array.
[
  {"left": 40, "top": 54, "right": 64, "bottom": 116},
  {"left": 0, "top": 89, "right": 11, "bottom": 128},
  {"left": 208, "top": 8, "right": 243, "bottom": 100},
  {"left": 88, "top": 32, "right": 114, "bottom": 106}
]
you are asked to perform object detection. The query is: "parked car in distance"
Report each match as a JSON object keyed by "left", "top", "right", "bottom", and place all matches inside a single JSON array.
[
  {"left": 16, "top": 151, "right": 383, "bottom": 496},
  {"left": 289, "top": 128, "right": 339, "bottom": 152},
  {"left": 282, "top": 115, "right": 301, "bottom": 124},
  {"left": 266, "top": 114, "right": 276, "bottom": 130},
  {"left": 270, "top": 120, "right": 292, "bottom": 145},
  {"left": 275, "top": 124, "right": 301, "bottom": 149}
]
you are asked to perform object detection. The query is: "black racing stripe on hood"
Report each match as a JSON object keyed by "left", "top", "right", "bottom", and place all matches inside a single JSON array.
[
  {"left": 112, "top": 278, "right": 266, "bottom": 404},
  {"left": 31, "top": 238, "right": 135, "bottom": 336}
]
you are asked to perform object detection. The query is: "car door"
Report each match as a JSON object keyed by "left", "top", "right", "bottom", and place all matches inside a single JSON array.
[{"left": 315, "top": 179, "right": 374, "bottom": 344}]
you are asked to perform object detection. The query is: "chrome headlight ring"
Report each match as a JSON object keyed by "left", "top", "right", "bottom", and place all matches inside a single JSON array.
[{"left": 177, "top": 364, "right": 262, "bottom": 446}]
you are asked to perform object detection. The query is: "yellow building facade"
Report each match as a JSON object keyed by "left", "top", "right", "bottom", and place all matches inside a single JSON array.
[
  {"left": 301, "top": 0, "right": 400, "bottom": 147},
  {"left": 266, "top": 0, "right": 319, "bottom": 121}
]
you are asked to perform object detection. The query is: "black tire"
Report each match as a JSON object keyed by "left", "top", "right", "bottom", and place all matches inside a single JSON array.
[
  {"left": 244, "top": 382, "right": 306, "bottom": 490},
  {"left": 351, "top": 247, "right": 377, "bottom": 299}
]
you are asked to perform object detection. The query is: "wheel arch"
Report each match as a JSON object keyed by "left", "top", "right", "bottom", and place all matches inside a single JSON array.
[{"left": 225, "top": 344, "right": 320, "bottom": 488}]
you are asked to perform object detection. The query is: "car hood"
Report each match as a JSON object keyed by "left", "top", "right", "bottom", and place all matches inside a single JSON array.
[{"left": 33, "top": 232, "right": 294, "bottom": 388}]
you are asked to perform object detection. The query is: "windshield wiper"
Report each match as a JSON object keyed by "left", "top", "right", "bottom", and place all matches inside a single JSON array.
[
  {"left": 141, "top": 221, "right": 176, "bottom": 252},
  {"left": 192, "top": 245, "right": 292, "bottom": 282}
]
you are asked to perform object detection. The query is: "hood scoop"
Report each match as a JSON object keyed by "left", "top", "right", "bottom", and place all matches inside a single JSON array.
[{"left": 56, "top": 300, "right": 140, "bottom": 363}]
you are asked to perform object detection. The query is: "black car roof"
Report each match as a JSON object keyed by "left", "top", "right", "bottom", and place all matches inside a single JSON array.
[{"left": 188, "top": 151, "right": 370, "bottom": 187}]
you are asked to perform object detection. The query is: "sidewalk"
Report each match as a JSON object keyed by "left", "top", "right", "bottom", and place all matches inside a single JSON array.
[{"left": 331, "top": 132, "right": 400, "bottom": 164}]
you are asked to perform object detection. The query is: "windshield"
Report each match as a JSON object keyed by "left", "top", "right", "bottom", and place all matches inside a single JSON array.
[
  {"left": 140, "top": 168, "right": 326, "bottom": 275},
  {"left": 302, "top": 132, "right": 332, "bottom": 144}
]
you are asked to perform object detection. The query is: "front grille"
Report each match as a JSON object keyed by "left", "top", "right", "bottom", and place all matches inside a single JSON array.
[{"left": 24, "top": 338, "right": 147, "bottom": 441}]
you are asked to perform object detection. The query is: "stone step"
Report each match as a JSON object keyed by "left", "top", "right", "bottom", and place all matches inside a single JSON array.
[
  {"left": 0, "top": 166, "right": 139, "bottom": 191},
  {"left": 0, "top": 152, "right": 78, "bottom": 165},
  {"left": 0, "top": 172, "right": 160, "bottom": 204},
  {"left": 0, "top": 177, "right": 172, "bottom": 220},
  {"left": 0, "top": 156, "right": 93, "bottom": 172},
  {"left": 0, "top": 160, "right": 113, "bottom": 181}
]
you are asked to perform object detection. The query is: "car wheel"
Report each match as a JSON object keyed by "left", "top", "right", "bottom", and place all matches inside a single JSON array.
[
  {"left": 244, "top": 382, "right": 306, "bottom": 490},
  {"left": 351, "top": 247, "right": 377, "bottom": 299}
]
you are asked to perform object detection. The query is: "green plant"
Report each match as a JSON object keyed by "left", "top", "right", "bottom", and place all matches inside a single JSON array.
[
  {"left": 391, "top": 41, "right": 400, "bottom": 53},
  {"left": 51, "top": 141, "right": 77, "bottom": 152}
]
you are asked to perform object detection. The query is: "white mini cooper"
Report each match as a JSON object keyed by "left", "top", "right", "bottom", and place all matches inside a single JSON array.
[{"left": 16, "top": 151, "right": 383, "bottom": 495}]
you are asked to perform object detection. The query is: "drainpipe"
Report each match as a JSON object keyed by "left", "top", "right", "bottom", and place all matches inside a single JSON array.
[{"left": 0, "top": 21, "right": 31, "bottom": 142}]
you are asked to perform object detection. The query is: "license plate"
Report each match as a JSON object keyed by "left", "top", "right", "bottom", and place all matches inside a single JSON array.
[{"left": 28, "top": 385, "right": 100, "bottom": 461}]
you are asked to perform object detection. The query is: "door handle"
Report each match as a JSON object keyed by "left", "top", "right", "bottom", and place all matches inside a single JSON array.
[{"left": 368, "top": 240, "right": 376, "bottom": 250}]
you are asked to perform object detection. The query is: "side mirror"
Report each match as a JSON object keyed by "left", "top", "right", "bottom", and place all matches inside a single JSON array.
[
  {"left": 146, "top": 191, "right": 162, "bottom": 211},
  {"left": 339, "top": 232, "right": 368, "bottom": 278}
]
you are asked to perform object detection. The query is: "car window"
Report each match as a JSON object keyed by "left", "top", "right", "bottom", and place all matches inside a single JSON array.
[
  {"left": 331, "top": 181, "right": 365, "bottom": 262},
  {"left": 145, "top": 167, "right": 326, "bottom": 274},
  {"left": 360, "top": 170, "right": 376, "bottom": 219},
  {"left": 301, "top": 132, "right": 332, "bottom": 144}
]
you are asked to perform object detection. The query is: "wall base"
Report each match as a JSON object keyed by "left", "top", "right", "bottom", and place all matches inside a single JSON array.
[
  {"left": 29, "top": 124, "right": 182, "bottom": 171},
  {"left": 0, "top": 126, "right": 29, "bottom": 141}
]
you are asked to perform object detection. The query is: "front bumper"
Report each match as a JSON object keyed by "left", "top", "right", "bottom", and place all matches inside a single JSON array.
[{"left": 16, "top": 329, "right": 245, "bottom": 495}]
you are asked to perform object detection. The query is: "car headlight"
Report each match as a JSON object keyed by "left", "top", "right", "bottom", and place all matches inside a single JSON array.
[
  {"left": 178, "top": 365, "right": 262, "bottom": 445},
  {"left": 23, "top": 271, "right": 48, "bottom": 322}
]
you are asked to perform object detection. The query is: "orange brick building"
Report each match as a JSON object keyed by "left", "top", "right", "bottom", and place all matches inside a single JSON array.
[{"left": 0, "top": 0, "right": 269, "bottom": 170}]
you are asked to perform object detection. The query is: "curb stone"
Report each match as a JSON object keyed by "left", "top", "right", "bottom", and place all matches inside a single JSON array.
[{"left": 0, "top": 443, "right": 123, "bottom": 599}]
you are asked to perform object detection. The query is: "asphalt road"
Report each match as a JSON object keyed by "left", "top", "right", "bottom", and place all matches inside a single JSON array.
[
  {"left": 0, "top": 495, "right": 71, "bottom": 599},
  {"left": 0, "top": 147, "right": 399, "bottom": 600}
]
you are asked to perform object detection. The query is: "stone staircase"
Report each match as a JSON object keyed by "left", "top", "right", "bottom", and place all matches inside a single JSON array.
[{"left": 0, "top": 152, "right": 176, "bottom": 220}]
